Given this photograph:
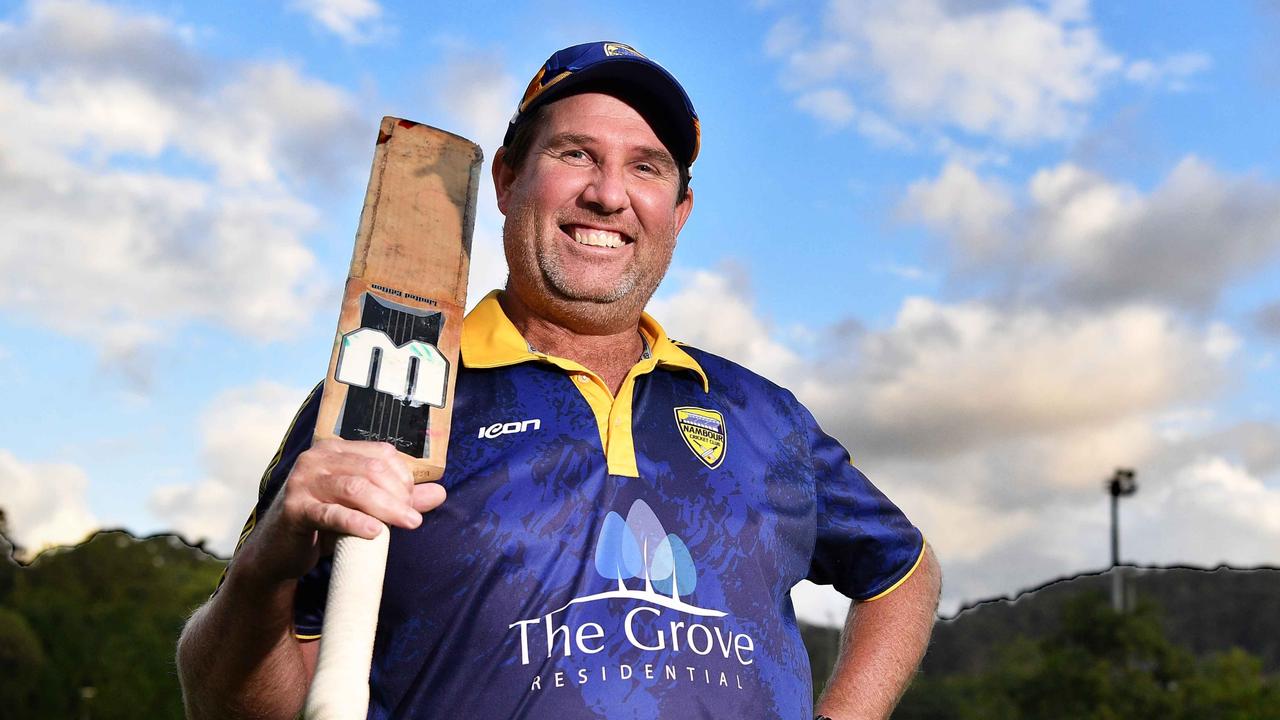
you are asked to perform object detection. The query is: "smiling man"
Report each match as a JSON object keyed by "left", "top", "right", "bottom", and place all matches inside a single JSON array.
[{"left": 178, "top": 41, "right": 940, "bottom": 720}]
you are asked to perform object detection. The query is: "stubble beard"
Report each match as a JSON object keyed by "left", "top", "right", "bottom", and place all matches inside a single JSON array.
[{"left": 502, "top": 204, "right": 674, "bottom": 331}]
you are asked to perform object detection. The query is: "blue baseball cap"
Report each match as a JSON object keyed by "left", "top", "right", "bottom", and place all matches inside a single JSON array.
[{"left": 504, "top": 41, "right": 700, "bottom": 167}]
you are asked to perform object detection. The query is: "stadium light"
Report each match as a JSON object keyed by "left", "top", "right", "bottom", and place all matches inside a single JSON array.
[{"left": 1105, "top": 468, "right": 1138, "bottom": 612}]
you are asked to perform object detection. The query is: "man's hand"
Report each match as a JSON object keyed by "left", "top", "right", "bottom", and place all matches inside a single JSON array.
[
  {"left": 234, "top": 438, "right": 445, "bottom": 589},
  {"left": 176, "top": 438, "right": 447, "bottom": 720},
  {"left": 238, "top": 438, "right": 447, "bottom": 588}
]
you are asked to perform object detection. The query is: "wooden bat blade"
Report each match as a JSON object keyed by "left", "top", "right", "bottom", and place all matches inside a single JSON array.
[
  {"left": 316, "top": 116, "right": 481, "bottom": 482},
  {"left": 304, "top": 117, "right": 482, "bottom": 720}
]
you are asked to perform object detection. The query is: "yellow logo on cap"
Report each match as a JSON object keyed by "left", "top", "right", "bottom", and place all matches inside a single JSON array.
[
  {"left": 604, "top": 42, "right": 644, "bottom": 58},
  {"left": 675, "top": 407, "right": 726, "bottom": 469}
]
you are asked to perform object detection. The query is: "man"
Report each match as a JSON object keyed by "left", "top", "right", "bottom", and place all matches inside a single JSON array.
[{"left": 177, "top": 41, "right": 940, "bottom": 719}]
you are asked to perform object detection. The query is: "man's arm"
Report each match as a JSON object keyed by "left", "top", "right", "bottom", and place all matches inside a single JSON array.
[
  {"left": 176, "top": 544, "right": 318, "bottom": 720},
  {"left": 176, "top": 439, "right": 444, "bottom": 720},
  {"left": 815, "top": 545, "right": 942, "bottom": 720}
]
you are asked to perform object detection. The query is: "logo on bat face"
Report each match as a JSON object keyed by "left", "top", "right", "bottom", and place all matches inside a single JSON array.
[
  {"left": 331, "top": 292, "right": 448, "bottom": 459},
  {"left": 674, "top": 407, "right": 726, "bottom": 469},
  {"left": 335, "top": 327, "right": 450, "bottom": 408}
]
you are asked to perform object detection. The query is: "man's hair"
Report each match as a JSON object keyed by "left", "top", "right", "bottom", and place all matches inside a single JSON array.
[{"left": 501, "top": 101, "right": 692, "bottom": 204}]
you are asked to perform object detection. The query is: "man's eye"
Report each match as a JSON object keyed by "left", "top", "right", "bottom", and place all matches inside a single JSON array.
[{"left": 561, "top": 149, "right": 589, "bottom": 161}]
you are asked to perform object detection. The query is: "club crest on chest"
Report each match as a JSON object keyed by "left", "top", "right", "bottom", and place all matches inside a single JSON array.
[{"left": 674, "top": 407, "right": 726, "bottom": 469}]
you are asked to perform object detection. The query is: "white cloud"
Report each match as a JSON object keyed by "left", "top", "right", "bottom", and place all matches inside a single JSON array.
[
  {"left": 799, "top": 299, "right": 1220, "bottom": 461},
  {"left": 767, "top": 0, "right": 1124, "bottom": 144},
  {"left": 901, "top": 157, "right": 1280, "bottom": 310},
  {"left": 875, "top": 262, "right": 936, "bottom": 282},
  {"left": 148, "top": 382, "right": 311, "bottom": 553},
  {"left": 429, "top": 52, "right": 521, "bottom": 162},
  {"left": 648, "top": 267, "right": 1251, "bottom": 614},
  {"left": 869, "top": 434, "right": 1280, "bottom": 613},
  {"left": 655, "top": 269, "right": 1222, "bottom": 467},
  {"left": 1125, "top": 52, "right": 1212, "bottom": 90},
  {"left": 929, "top": 137, "right": 1012, "bottom": 169},
  {"left": 901, "top": 162, "right": 1014, "bottom": 260},
  {"left": 1203, "top": 322, "right": 1241, "bottom": 362},
  {"left": 290, "top": 0, "right": 386, "bottom": 44},
  {"left": 793, "top": 87, "right": 914, "bottom": 148},
  {"left": 426, "top": 50, "right": 523, "bottom": 302},
  {"left": 1229, "top": 423, "right": 1280, "bottom": 475},
  {"left": 0, "top": 0, "right": 367, "bottom": 381},
  {"left": 650, "top": 267, "right": 802, "bottom": 385},
  {"left": 0, "top": 0, "right": 204, "bottom": 89},
  {"left": 0, "top": 449, "right": 98, "bottom": 554},
  {"left": 1129, "top": 456, "right": 1280, "bottom": 566},
  {"left": 796, "top": 88, "right": 858, "bottom": 128},
  {"left": 764, "top": 15, "right": 805, "bottom": 58}
]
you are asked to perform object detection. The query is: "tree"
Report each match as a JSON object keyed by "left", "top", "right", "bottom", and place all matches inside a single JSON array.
[
  {"left": 0, "top": 530, "right": 226, "bottom": 719},
  {"left": 0, "top": 606, "right": 45, "bottom": 709},
  {"left": 895, "top": 592, "right": 1280, "bottom": 719}
]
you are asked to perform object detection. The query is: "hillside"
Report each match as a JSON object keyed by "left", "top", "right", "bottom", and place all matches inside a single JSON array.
[
  {"left": 922, "top": 565, "right": 1280, "bottom": 675},
  {"left": 0, "top": 526, "right": 225, "bottom": 719}
]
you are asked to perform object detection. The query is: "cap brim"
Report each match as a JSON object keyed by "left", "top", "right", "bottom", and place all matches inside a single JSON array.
[{"left": 504, "top": 57, "right": 697, "bottom": 166}]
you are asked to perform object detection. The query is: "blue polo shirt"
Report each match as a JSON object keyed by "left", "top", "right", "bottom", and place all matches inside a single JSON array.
[{"left": 234, "top": 291, "right": 924, "bottom": 719}]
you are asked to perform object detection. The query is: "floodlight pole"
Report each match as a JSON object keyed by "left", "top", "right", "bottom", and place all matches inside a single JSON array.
[
  {"left": 1106, "top": 468, "right": 1138, "bottom": 612},
  {"left": 1110, "top": 489, "right": 1120, "bottom": 568}
]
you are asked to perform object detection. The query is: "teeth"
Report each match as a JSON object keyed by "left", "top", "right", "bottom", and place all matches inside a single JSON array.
[{"left": 572, "top": 227, "right": 624, "bottom": 248}]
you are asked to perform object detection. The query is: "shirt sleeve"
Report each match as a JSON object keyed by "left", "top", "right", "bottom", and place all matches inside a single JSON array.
[
  {"left": 213, "top": 382, "right": 332, "bottom": 636},
  {"left": 803, "top": 406, "right": 924, "bottom": 602}
]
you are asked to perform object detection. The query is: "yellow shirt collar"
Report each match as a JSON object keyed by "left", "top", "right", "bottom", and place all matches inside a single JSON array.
[{"left": 461, "top": 290, "right": 709, "bottom": 391}]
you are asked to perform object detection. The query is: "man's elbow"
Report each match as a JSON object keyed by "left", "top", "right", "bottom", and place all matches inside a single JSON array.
[{"left": 917, "top": 544, "right": 942, "bottom": 608}]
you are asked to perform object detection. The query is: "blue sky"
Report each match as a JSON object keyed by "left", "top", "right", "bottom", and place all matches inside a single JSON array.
[{"left": 1, "top": 0, "right": 1278, "bottom": 621}]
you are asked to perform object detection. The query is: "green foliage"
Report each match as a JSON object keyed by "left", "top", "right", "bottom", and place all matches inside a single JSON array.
[
  {"left": 0, "top": 530, "right": 226, "bottom": 719},
  {"left": 921, "top": 567, "right": 1280, "bottom": 676},
  {"left": 0, "top": 605, "right": 46, "bottom": 708},
  {"left": 895, "top": 593, "right": 1280, "bottom": 720},
  {"left": 1181, "top": 649, "right": 1280, "bottom": 720}
]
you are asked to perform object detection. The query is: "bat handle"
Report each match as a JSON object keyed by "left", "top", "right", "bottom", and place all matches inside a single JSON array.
[{"left": 304, "top": 526, "right": 390, "bottom": 719}]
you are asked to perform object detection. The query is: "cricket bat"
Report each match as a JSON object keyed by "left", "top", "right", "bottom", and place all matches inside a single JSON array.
[{"left": 304, "top": 117, "right": 482, "bottom": 719}]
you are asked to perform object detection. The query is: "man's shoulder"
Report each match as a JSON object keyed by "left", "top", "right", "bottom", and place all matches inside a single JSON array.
[{"left": 672, "top": 342, "right": 802, "bottom": 405}]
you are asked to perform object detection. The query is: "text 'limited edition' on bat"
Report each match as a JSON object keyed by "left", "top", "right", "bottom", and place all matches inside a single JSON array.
[{"left": 304, "top": 117, "right": 482, "bottom": 720}]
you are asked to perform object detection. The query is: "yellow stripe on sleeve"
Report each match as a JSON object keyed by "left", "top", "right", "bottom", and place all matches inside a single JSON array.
[{"left": 860, "top": 538, "right": 928, "bottom": 603}]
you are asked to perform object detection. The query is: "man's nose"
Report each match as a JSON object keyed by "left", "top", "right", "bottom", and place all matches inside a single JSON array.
[{"left": 580, "top": 164, "right": 630, "bottom": 214}]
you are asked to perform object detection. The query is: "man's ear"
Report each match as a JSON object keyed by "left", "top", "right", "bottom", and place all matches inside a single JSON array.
[
  {"left": 674, "top": 186, "right": 694, "bottom": 236},
  {"left": 493, "top": 147, "right": 516, "bottom": 216}
]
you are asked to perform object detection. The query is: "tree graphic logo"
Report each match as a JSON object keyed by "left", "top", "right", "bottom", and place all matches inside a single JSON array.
[{"left": 536, "top": 499, "right": 726, "bottom": 618}]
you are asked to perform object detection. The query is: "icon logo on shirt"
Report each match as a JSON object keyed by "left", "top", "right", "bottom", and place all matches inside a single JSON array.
[
  {"left": 674, "top": 407, "right": 726, "bottom": 469},
  {"left": 479, "top": 418, "right": 542, "bottom": 439}
]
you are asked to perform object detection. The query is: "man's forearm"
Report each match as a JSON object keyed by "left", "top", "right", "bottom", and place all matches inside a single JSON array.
[
  {"left": 815, "top": 546, "right": 941, "bottom": 720},
  {"left": 176, "top": 554, "right": 312, "bottom": 720}
]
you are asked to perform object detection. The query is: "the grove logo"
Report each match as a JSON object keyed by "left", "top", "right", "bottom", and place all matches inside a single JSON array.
[{"left": 508, "top": 500, "right": 756, "bottom": 693}]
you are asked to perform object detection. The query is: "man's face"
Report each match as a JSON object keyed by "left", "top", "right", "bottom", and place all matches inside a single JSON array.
[{"left": 494, "top": 91, "right": 693, "bottom": 333}]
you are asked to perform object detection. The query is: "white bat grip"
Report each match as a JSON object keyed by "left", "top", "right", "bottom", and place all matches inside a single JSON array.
[{"left": 304, "top": 526, "right": 390, "bottom": 719}]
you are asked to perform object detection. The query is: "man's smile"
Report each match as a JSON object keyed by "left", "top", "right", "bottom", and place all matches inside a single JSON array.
[{"left": 562, "top": 224, "right": 631, "bottom": 249}]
